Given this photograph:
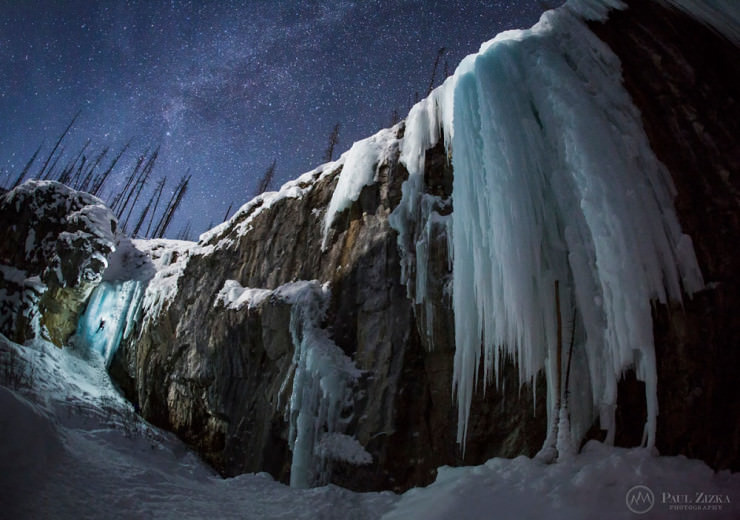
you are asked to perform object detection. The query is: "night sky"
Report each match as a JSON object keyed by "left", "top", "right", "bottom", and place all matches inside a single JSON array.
[{"left": 1, "top": 0, "right": 547, "bottom": 238}]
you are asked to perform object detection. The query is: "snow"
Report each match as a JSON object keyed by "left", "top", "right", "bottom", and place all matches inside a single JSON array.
[
  {"left": 0, "top": 333, "right": 394, "bottom": 519},
  {"left": 2, "top": 333, "right": 738, "bottom": 518},
  {"left": 322, "top": 127, "right": 399, "bottom": 249},
  {"left": 214, "top": 279, "right": 272, "bottom": 311},
  {"left": 198, "top": 166, "right": 325, "bottom": 250},
  {"left": 316, "top": 433, "right": 373, "bottom": 466},
  {"left": 383, "top": 441, "right": 740, "bottom": 519},
  {"left": 131, "top": 238, "right": 195, "bottom": 328}
]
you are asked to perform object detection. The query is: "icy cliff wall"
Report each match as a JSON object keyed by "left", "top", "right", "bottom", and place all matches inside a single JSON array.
[
  {"left": 112, "top": 127, "right": 547, "bottom": 491},
  {"left": 4, "top": 0, "right": 736, "bottom": 494}
]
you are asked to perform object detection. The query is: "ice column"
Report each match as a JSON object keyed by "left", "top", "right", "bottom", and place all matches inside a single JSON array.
[{"left": 285, "top": 282, "right": 363, "bottom": 488}]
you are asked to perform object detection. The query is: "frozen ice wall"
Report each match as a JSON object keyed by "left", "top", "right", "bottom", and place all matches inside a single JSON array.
[
  {"left": 72, "top": 238, "right": 154, "bottom": 366},
  {"left": 214, "top": 279, "right": 368, "bottom": 488},
  {"left": 393, "top": 1, "right": 705, "bottom": 454},
  {"left": 282, "top": 281, "right": 365, "bottom": 488},
  {"left": 73, "top": 280, "right": 144, "bottom": 366}
]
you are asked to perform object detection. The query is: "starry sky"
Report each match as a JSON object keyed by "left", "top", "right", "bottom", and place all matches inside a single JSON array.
[{"left": 0, "top": 0, "right": 548, "bottom": 238}]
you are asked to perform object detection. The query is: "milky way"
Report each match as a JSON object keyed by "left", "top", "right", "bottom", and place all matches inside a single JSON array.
[{"left": 0, "top": 0, "right": 547, "bottom": 237}]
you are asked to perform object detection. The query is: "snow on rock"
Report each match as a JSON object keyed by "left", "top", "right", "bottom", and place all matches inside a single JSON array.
[
  {"left": 0, "top": 180, "right": 117, "bottom": 287},
  {"left": 0, "top": 180, "right": 119, "bottom": 345},
  {"left": 322, "top": 127, "right": 400, "bottom": 249},
  {"left": 198, "top": 165, "right": 328, "bottom": 251},
  {"left": 131, "top": 238, "right": 196, "bottom": 328},
  {"left": 214, "top": 279, "right": 272, "bottom": 311}
]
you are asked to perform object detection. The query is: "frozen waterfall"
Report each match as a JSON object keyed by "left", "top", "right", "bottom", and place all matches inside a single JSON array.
[
  {"left": 72, "top": 280, "right": 144, "bottom": 366},
  {"left": 395, "top": 4, "right": 704, "bottom": 453}
]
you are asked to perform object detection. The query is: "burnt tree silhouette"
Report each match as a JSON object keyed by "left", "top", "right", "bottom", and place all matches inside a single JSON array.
[
  {"left": 323, "top": 123, "right": 340, "bottom": 162},
  {"left": 427, "top": 47, "right": 447, "bottom": 95},
  {"left": 255, "top": 159, "right": 277, "bottom": 196}
]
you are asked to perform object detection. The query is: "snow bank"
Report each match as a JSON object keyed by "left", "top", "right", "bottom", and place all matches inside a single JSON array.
[{"left": 383, "top": 440, "right": 740, "bottom": 519}]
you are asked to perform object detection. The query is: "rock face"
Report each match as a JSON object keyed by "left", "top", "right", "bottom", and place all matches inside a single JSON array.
[{"left": 0, "top": 181, "right": 117, "bottom": 346}]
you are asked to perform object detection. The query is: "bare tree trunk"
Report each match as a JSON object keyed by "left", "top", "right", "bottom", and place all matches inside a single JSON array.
[
  {"left": 92, "top": 141, "right": 130, "bottom": 197},
  {"left": 112, "top": 148, "right": 148, "bottom": 217},
  {"left": 121, "top": 146, "right": 159, "bottom": 231},
  {"left": 145, "top": 177, "right": 167, "bottom": 238},
  {"left": 222, "top": 201, "right": 233, "bottom": 223},
  {"left": 255, "top": 159, "right": 277, "bottom": 196},
  {"left": 40, "top": 146, "right": 65, "bottom": 181},
  {"left": 323, "top": 123, "right": 340, "bottom": 162},
  {"left": 154, "top": 173, "right": 190, "bottom": 239},
  {"left": 426, "top": 47, "right": 447, "bottom": 95},
  {"left": 36, "top": 110, "right": 80, "bottom": 180}
]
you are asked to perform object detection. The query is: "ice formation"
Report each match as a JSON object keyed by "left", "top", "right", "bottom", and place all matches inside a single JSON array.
[
  {"left": 72, "top": 280, "right": 144, "bottom": 365},
  {"left": 393, "top": 2, "right": 705, "bottom": 453},
  {"left": 388, "top": 87, "right": 454, "bottom": 346},
  {"left": 214, "top": 279, "right": 366, "bottom": 488},
  {"left": 72, "top": 238, "right": 154, "bottom": 365},
  {"left": 283, "top": 281, "right": 364, "bottom": 487}
]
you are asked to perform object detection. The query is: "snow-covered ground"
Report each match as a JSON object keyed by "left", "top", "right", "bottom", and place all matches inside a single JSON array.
[
  {"left": 0, "top": 334, "right": 394, "bottom": 519},
  {"left": 1, "top": 334, "right": 738, "bottom": 519}
]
